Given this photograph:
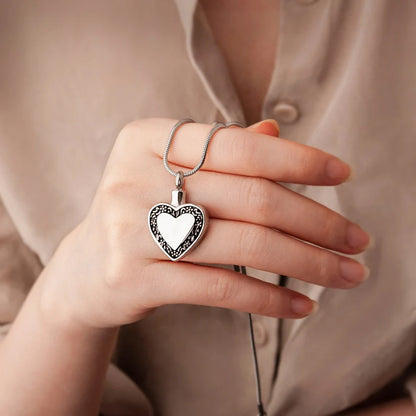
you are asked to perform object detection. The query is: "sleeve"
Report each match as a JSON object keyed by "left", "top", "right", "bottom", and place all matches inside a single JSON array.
[{"left": 0, "top": 196, "right": 42, "bottom": 338}]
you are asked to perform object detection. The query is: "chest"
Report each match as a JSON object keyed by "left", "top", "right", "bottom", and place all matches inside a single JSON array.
[{"left": 200, "top": 0, "right": 280, "bottom": 124}]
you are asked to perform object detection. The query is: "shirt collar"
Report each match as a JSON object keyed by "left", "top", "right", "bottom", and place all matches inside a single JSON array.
[{"left": 173, "top": 0, "right": 246, "bottom": 123}]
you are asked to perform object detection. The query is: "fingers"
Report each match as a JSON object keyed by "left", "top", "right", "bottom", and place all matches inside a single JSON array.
[
  {"left": 144, "top": 218, "right": 369, "bottom": 290},
  {"left": 139, "top": 164, "right": 370, "bottom": 254},
  {"left": 120, "top": 118, "right": 352, "bottom": 185},
  {"left": 142, "top": 261, "right": 318, "bottom": 319},
  {"left": 186, "top": 173, "right": 370, "bottom": 254}
]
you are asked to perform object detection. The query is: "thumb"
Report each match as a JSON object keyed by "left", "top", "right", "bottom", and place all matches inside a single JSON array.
[{"left": 246, "top": 119, "right": 280, "bottom": 137}]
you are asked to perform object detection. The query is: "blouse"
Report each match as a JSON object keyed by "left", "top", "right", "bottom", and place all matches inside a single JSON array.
[{"left": 0, "top": 1, "right": 415, "bottom": 415}]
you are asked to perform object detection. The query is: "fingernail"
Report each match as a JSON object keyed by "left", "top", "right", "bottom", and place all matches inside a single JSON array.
[
  {"left": 326, "top": 158, "right": 351, "bottom": 182},
  {"left": 247, "top": 119, "right": 280, "bottom": 136},
  {"left": 367, "top": 234, "right": 375, "bottom": 249},
  {"left": 311, "top": 301, "right": 320, "bottom": 314},
  {"left": 339, "top": 258, "right": 370, "bottom": 284},
  {"left": 291, "top": 297, "right": 319, "bottom": 316},
  {"left": 345, "top": 167, "right": 355, "bottom": 182},
  {"left": 346, "top": 223, "right": 371, "bottom": 250}
]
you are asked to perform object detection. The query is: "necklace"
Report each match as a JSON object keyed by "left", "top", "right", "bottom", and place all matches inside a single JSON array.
[{"left": 148, "top": 119, "right": 226, "bottom": 260}]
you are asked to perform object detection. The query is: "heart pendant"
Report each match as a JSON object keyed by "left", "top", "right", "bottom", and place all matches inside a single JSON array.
[{"left": 148, "top": 188, "right": 208, "bottom": 261}]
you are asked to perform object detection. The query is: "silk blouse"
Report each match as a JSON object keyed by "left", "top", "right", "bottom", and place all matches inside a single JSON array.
[{"left": 0, "top": 1, "right": 415, "bottom": 415}]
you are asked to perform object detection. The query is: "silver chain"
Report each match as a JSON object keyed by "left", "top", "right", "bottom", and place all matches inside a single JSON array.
[{"left": 163, "top": 118, "right": 245, "bottom": 178}]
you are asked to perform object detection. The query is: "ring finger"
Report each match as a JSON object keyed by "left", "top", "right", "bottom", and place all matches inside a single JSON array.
[
  {"left": 141, "top": 216, "right": 369, "bottom": 289},
  {"left": 144, "top": 163, "right": 370, "bottom": 255}
]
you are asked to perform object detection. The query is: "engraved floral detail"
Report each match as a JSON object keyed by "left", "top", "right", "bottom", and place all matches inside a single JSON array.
[{"left": 148, "top": 203, "right": 205, "bottom": 260}]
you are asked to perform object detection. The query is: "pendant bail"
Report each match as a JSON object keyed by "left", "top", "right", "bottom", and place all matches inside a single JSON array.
[
  {"left": 171, "top": 189, "right": 186, "bottom": 207},
  {"left": 171, "top": 170, "right": 185, "bottom": 207},
  {"left": 175, "top": 171, "right": 184, "bottom": 190}
]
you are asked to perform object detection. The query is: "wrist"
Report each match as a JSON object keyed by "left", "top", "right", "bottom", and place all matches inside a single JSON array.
[
  {"left": 35, "top": 275, "right": 118, "bottom": 342},
  {"left": 35, "top": 225, "right": 119, "bottom": 337}
]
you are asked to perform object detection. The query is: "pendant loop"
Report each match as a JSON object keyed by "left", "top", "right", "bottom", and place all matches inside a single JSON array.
[
  {"left": 175, "top": 170, "right": 184, "bottom": 190},
  {"left": 171, "top": 189, "right": 186, "bottom": 207}
]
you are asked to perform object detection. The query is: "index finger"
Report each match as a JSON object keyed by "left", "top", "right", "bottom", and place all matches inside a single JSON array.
[{"left": 129, "top": 118, "right": 352, "bottom": 185}]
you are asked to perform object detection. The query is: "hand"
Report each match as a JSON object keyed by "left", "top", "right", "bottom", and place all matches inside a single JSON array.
[{"left": 39, "top": 118, "right": 370, "bottom": 330}]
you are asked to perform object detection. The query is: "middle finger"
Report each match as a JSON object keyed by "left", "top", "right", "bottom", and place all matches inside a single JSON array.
[
  {"left": 143, "top": 217, "right": 369, "bottom": 289},
  {"left": 141, "top": 158, "right": 370, "bottom": 255}
]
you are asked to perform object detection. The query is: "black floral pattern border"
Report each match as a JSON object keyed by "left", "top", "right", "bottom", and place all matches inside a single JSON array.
[{"left": 148, "top": 203, "right": 205, "bottom": 260}]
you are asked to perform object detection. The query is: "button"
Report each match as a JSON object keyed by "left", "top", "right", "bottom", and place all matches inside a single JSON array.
[
  {"left": 272, "top": 102, "right": 300, "bottom": 124},
  {"left": 252, "top": 321, "right": 269, "bottom": 346}
]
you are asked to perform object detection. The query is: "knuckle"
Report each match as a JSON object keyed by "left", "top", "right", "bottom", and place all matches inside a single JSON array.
[
  {"left": 257, "top": 287, "right": 277, "bottom": 316},
  {"left": 116, "top": 120, "right": 142, "bottom": 145},
  {"left": 320, "top": 213, "right": 340, "bottom": 246},
  {"left": 240, "top": 134, "right": 259, "bottom": 167},
  {"left": 115, "top": 117, "right": 175, "bottom": 159},
  {"left": 339, "top": 218, "right": 350, "bottom": 248},
  {"left": 226, "top": 131, "right": 258, "bottom": 168},
  {"left": 207, "top": 275, "right": 235, "bottom": 303},
  {"left": 117, "top": 119, "right": 149, "bottom": 140},
  {"left": 106, "top": 216, "right": 129, "bottom": 248},
  {"left": 320, "top": 212, "right": 351, "bottom": 251},
  {"left": 102, "top": 218, "right": 133, "bottom": 289},
  {"left": 100, "top": 173, "right": 137, "bottom": 200},
  {"left": 237, "top": 224, "right": 269, "bottom": 265},
  {"left": 315, "top": 251, "right": 329, "bottom": 280},
  {"left": 244, "top": 178, "right": 272, "bottom": 222},
  {"left": 312, "top": 250, "right": 336, "bottom": 286},
  {"left": 289, "top": 151, "right": 310, "bottom": 179},
  {"left": 115, "top": 119, "right": 155, "bottom": 152},
  {"left": 117, "top": 118, "right": 169, "bottom": 142},
  {"left": 100, "top": 213, "right": 147, "bottom": 290},
  {"left": 103, "top": 252, "right": 126, "bottom": 290},
  {"left": 299, "top": 156, "right": 310, "bottom": 178}
]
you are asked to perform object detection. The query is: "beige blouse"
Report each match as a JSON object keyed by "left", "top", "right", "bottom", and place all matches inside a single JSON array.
[{"left": 0, "top": 1, "right": 415, "bottom": 415}]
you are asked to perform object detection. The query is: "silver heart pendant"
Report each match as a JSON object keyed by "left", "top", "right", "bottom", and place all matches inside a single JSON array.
[{"left": 148, "top": 189, "right": 208, "bottom": 261}]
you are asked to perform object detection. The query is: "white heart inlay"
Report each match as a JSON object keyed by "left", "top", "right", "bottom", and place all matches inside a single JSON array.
[{"left": 157, "top": 213, "right": 195, "bottom": 250}]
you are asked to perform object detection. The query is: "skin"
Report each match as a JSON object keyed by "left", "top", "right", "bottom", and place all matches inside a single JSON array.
[{"left": 0, "top": 2, "right": 410, "bottom": 416}]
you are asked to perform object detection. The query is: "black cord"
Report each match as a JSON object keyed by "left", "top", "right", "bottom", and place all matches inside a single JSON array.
[
  {"left": 234, "top": 265, "right": 267, "bottom": 416},
  {"left": 272, "top": 275, "right": 288, "bottom": 384},
  {"left": 248, "top": 312, "right": 267, "bottom": 416}
]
